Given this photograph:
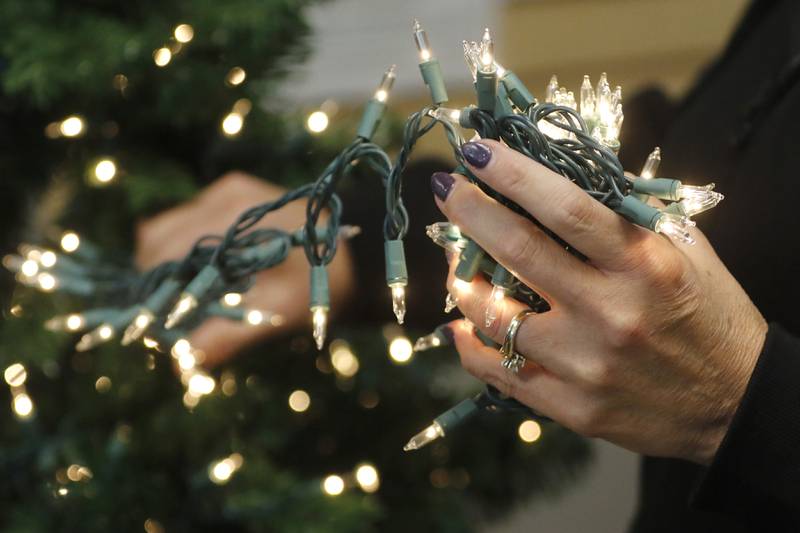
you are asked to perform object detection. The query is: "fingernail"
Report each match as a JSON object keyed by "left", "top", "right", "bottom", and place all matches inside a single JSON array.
[
  {"left": 431, "top": 172, "right": 455, "bottom": 202},
  {"left": 440, "top": 325, "right": 454, "bottom": 344},
  {"left": 462, "top": 142, "right": 492, "bottom": 168}
]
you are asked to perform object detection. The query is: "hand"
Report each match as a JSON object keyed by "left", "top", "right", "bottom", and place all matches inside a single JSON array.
[
  {"left": 431, "top": 140, "right": 767, "bottom": 465},
  {"left": 136, "top": 172, "right": 355, "bottom": 366}
]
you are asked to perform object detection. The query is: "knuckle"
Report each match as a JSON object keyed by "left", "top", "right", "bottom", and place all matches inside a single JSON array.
[
  {"left": 499, "top": 228, "right": 542, "bottom": 271},
  {"left": 567, "top": 403, "right": 605, "bottom": 437},
  {"left": 559, "top": 194, "right": 596, "bottom": 234},
  {"left": 604, "top": 309, "right": 647, "bottom": 349},
  {"left": 576, "top": 358, "right": 615, "bottom": 391}
]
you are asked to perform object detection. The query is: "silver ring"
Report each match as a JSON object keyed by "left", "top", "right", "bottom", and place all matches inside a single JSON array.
[{"left": 500, "top": 310, "right": 536, "bottom": 374}]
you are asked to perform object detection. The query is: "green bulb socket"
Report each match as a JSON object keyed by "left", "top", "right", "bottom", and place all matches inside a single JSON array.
[
  {"left": 205, "top": 302, "right": 245, "bottom": 321},
  {"left": 615, "top": 195, "right": 662, "bottom": 231},
  {"left": 480, "top": 255, "right": 498, "bottom": 276},
  {"left": 476, "top": 69, "right": 497, "bottom": 113},
  {"left": 356, "top": 98, "right": 387, "bottom": 141},
  {"left": 458, "top": 106, "right": 477, "bottom": 129},
  {"left": 494, "top": 82, "right": 514, "bottom": 119},
  {"left": 434, "top": 397, "right": 480, "bottom": 433},
  {"left": 310, "top": 265, "right": 330, "bottom": 310},
  {"left": 632, "top": 178, "right": 681, "bottom": 201},
  {"left": 185, "top": 265, "right": 220, "bottom": 299},
  {"left": 384, "top": 239, "right": 408, "bottom": 285},
  {"left": 501, "top": 71, "right": 536, "bottom": 111},
  {"left": 490, "top": 264, "right": 515, "bottom": 289},
  {"left": 111, "top": 306, "right": 142, "bottom": 329},
  {"left": 663, "top": 202, "right": 687, "bottom": 217},
  {"left": 144, "top": 278, "right": 183, "bottom": 313},
  {"left": 419, "top": 59, "right": 449, "bottom": 104},
  {"left": 455, "top": 239, "right": 485, "bottom": 282}
]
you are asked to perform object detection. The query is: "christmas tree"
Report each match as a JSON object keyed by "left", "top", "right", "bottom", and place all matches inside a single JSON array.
[{"left": 0, "top": 1, "right": 590, "bottom": 531}]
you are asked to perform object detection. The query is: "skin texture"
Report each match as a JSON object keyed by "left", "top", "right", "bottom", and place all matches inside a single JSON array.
[
  {"left": 135, "top": 172, "right": 355, "bottom": 367},
  {"left": 433, "top": 140, "right": 767, "bottom": 465}
]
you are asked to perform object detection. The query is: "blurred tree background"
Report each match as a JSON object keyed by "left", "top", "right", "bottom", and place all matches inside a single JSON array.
[{"left": 0, "top": 1, "right": 590, "bottom": 531}]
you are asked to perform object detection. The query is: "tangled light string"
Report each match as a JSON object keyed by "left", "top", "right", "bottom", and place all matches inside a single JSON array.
[{"left": 5, "top": 21, "right": 724, "bottom": 447}]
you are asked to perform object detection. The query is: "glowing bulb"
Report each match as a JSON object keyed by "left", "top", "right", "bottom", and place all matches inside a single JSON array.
[
  {"left": 171, "top": 338, "right": 192, "bottom": 358},
  {"left": 452, "top": 278, "right": 472, "bottom": 294},
  {"left": 13, "top": 393, "right": 34, "bottom": 418},
  {"left": 60, "top": 232, "right": 80, "bottom": 253},
  {"left": 330, "top": 340, "right": 359, "bottom": 377},
  {"left": 39, "top": 251, "right": 57, "bottom": 268},
  {"left": 44, "top": 313, "right": 85, "bottom": 332},
  {"left": 288, "top": 389, "right": 311, "bottom": 412},
  {"left": 373, "top": 64, "right": 396, "bottom": 103},
  {"left": 640, "top": 147, "right": 661, "bottom": 180},
  {"left": 245, "top": 309, "right": 263, "bottom": 326},
  {"left": 76, "top": 324, "right": 115, "bottom": 351},
  {"left": 444, "top": 292, "right": 458, "bottom": 314},
  {"left": 389, "top": 282, "right": 407, "bottom": 325},
  {"left": 675, "top": 183, "right": 724, "bottom": 216},
  {"left": 311, "top": 306, "right": 328, "bottom": 350},
  {"left": 188, "top": 373, "right": 215, "bottom": 396},
  {"left": 403, "top": 421, "right": 444, "bottom": 451},
  {"left": 355, "top": 463, "right": 380, "bottom": 493},
  {"left": 209, "top": 459, "right": 235, "bottom": 484},
  {"left": 479, "top": 28, "right": 495, "bottom": 73},
  {"left": 153, "top": 47, "right": 172, "bottom": 67},
  {"left": 322, "top": 475, "right": 345, "bottom": 496},
  {"left": 94, "top": 159, "right": 117, "bottom": 184},
  {"left": 59, "top": 116, "right": 84, "bottom": 137},
  {"left": 37, "top": 272, "right": 57, "bottom": 292},
  {"left": 20, "top": 259, "right": 39, "bottom": 277},
  {"left": 412, "top": 19, "right": 433, "bottom": 63},
  {"left": 222, "top": 292, "right": 242, "bottom": 307},
  {"left": 121, "top": 309, "right": 154, "bottom": 345},
  {"left": 66, "top": 314, "right": 84, "bottom": 331},
  {"left": 545, "top": 75, "right": 558, "bottom": 103},
  {"left": 654, "top": 214, "right": 696, "bottom": 245},
  {"left": 4, "top": 363, "right": 27, "bottom": 387},
  {"left": 165, "top": 294, "right": 197, "bottom": 329},
  {"left": 429, "top": 108, "right": 464, "bottom": 130},
  {"left": 389, "top": 336, "right": 413, "bottom": 364},
  {"left": 485, "top": 285, "right": 506, "bottom": 328},
  {"left": 178, "top": 351, "right": 196, "bottom": 370},
  {"left": 221, "top": 112, "right": 243, "bottom": 136},
  {"left": 518, "top": 420, "right": 542, "bottom": 443},
  {"left": 143, "top": 337, "right": 159, "bottom": 349},
  {"left": 226, "top": 66, "right": 246, "bottom": 86},
  {"left": 95, "top": 376, "right": 112, "bottom": 393},
  {"left": 306, "top": 111, "right": 329, "bottom": 133},
  {"left": 412, "top": 330, "right": 443, "bottom": 352},
  {"left": 173, "top": 23, "right": 194, "bottom": 43},
  {"left": 580, "top": 75, "right": 596, "bottom": 119}
]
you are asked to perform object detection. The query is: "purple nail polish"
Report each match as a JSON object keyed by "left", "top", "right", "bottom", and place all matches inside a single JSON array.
[
  {"left": 462, "top": 142, "right": 492, "bottom": 168},
  {"left": 431, "top": 172, "right": 455, "bottom": 201}
]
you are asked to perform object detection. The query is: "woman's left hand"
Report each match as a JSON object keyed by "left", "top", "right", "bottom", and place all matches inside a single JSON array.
[{"left": 431, "top": 140, "right": 767, "bottom": 465}]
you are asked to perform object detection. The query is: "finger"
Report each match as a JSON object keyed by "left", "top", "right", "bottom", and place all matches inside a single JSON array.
[
  {"left": 450, "top": 319, "right": 577, "bottom": 422},
  {"left": 445, "top": 263, "right": 572, "bottom": 376},
  {"left": 460, "top": 139, "right": 639, "bottom": 270},
  {"left": 432, "top": 171, "right": 599, "bottom": 304}
]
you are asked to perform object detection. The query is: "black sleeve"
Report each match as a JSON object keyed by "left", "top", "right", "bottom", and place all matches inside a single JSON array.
[{"left": 691, "top": 323, "right": 800, "bottom": 525}]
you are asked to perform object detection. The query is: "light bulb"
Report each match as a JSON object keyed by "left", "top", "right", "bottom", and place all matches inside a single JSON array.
[
  {"left": 13, "top": 393, "right": 34, "bottom": 418},
  {"left": 640, "top": 147, "right": 661, "bottom": 179},
  {"left": 153, "top": 47, "right": 172, "bottom": 67},
  {"left": 222, "top": 292, "right": 242, "bottom": 307},
  {"left": 412, "top": 19, "right": 433, "bottom": 63},
  {"left": 94, "top": 159, "right": 117, "bottom": 184},
  {"left": 580, "top": 75, "right": 595, "bottom": 120},
  {"left": 654, "top": 213, "right": 696, "bottom": 245},
  {"left": 322, "top": 475, "right": 345, "bottom": 496},
  {"left": 425, "top": 221, "right": 466, "bottom": 253},
  {"left": 462, "top": 40, "right": 479, "bottom": 79},
  {"left": 306, "top": 110, "right": 329, "bottom": 133},
  {"left": 164, "top": 294, "right": 197, "bottom": 329},
  {"left": 121, "top": 309, "right": 155, "bottom": 345},
  {"left": 403, "top": 421, "right": 444, "bottom": 451},
  {"left": 429, "top": 107, "right": 463, "bottom": 129},
  {"left": 518, "top": 419, "right": 542, "bottom": 443},
  {"left": 221, "top": 112, "right": 244, "bottom": 136},
  {"left": 245, "top": 309, "right": 264, "bottom": 325},
  {"left": 675, "top": 183, "right": 724, "bottom": 215},
  {"left": 444, "top": 292, "right": 458, "bottom": 313},
  {"left": 374, "top": 64, "right": 397, "bottom": 103},
  {"left": 485, "top": 284, "right": 506, "bottom": 328},
  {"left": 4, "top": 363, "right": 27, "bottom": 387},
  {"left": 413, "top": 331, "right": 443, "bottom": 352},
  {"left": 187, "top": 372, "right": 215, "bottom": 396},
  {"left": 355, "top": 464, "right": 380, "bottom": 493},
  {"left": 389, "top": 336, "right": 413, "bottom": 364},
  {"left": 174, "top": 23, "right": 194, "bottom": 43},
  {"left": 311, "top": 306, "right": 328, "bottom": 350},
  {"left": 288, "top": 389, "right": 311, "bottom": 412},
  {"left": 479, "top": 28, "right": 495, "bottom": 74},
  {"left": 36, "top": 272, "right": 57, "bottom": 292},
  {"left": 389, "top": 282, "right": 407, "bottom": 325},
  {"left": 44, "top": 313, "right": 85, "bottom": 332},
  {"left": 545, "top": 75, "right": 558, "bottom": 103},
  {"left": 60, "top": 232, "right": 80, "bottom": 253},
  {"left": 226, "top": 67, "right": 246, "bottom": 86},
  {"left": 39, "top": 250, "right": 57, "bottom": 268},
  {"left": 76, "top": 324, "right": 115, "bottom": 351},
  {"left": 59, "top": 116, "right": 84, "bottom": 137},
  {"left": 20, "top": 259, "right": 39, "bottom": 277}
]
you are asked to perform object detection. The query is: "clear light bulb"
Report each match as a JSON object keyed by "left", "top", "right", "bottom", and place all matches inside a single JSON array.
[
  {"left": 425, "top": 222, "right": 467, "bottom": 253},
  {"left": 676, "top": 183, "right": 724, "bottom": 207},
  {"left": 429, "top": 107, "right": 463, "bottom": 128},
  {"left": 545, "top": 75, "right": 558, "bottom": 103},
  {"left": 338, "top": 225, "right": 362, "bottom": 240},
  {"left": 121, "top": 309, "right": 155, "bottom": 345},
  {"left": 311, "top": 306, "right": 328, "bottom": 350},
  {"left": 641, "top": 147, "right": 661, "bottom": 179},
  {"left": 580, "top": 75, "right": 595, "bottom": 120},
  {"left": 44, "top": 313, "right": 86, "bottom": 332},
  {"left": 390, "top": 282, "right": 407, "bottom": 325},
  {"left": 654, "top": 214, "right": 697, "bottom": 245},
  {"left": 374, "top": 64, "right": 397, "bottom": 103},
  {"left": 403, "top": 421, "right": 445, "bottom": 451},
  {"left": 412, "top": 19, "right": 433, "bottom": 63},
  {"left": 413, "top": 331, "right": 443, "bottom": 352},
  {"left": 76, "top": 323, "right": 115, "bottom": 352},
  {"left": 479, "top": 28, "right": 495, "bottom": 74},
  {"left": 165, "top": 293, "right": 197, "bottom": 329},
  {"left": 444, "top": 292, "right": 458, "bottom": 314},
  {"left": 485, "top": 285, "right": 506, "bottom": 328}
]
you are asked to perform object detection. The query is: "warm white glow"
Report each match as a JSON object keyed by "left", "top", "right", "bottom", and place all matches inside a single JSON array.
[
  {"left": 374, "top": 89, "right": 388, "bottom": 103},
  {"left": 4, "top": 363, "right": 27, "bottom": 387},
  {"left": 222, "top": 292, "right": 242, "bottom": 307},
  {"left": 222, "top": 113, "right": 243, "bottom": 136},
  {"left": 40, "top": 251, "right": 57, "bottom": 268},
  {"left": 420, "top": 49, "right": 431, "bottom": 62},
  {"left": 330, "top": 341, "right": 359, "bottom": 377},
  {"left": 288, "top": 389, "right": 311, "bottom": 412},
  {"left": 518, "top": 420, "right": 542, "bottom": 443},
  {"left": 20, "top": 259, "right": 39, "bottom": 277},
  {"left": 37, "top": 272, "right": 57, "bottom": 292},
  {"left": 60, "top": 232, "right": 80, "bottom": 253},
  {"left": 174, "top": 23, "right": 194, "bottom": 43},
  {"left": 188, "top": 373, "right": 216, "bottom": 396},
  {"left": 390, "top": 283, "right": 407, "bottom": 325},
  {"left": 178, "top": 351, "right": 196, "bottom": 370},
  {"left": 245, "top": 310, "right": 263, "bottom": 326},
  {"left": 98, "top": 325, "right": 113, "bottom": 339},
  {"left": 95, "top": 376, "right": 112, "bottom": 393},
  {"left": 306, "top": 111, "right": 329, "bottom": 133},
  {"left": 153, "top": 47, "right": 172, "bottom": 67},
  {"left": 389, "top": 336, "right": 413, "bottom": 364},
  {"left": 94, "top": 159, "right": 117, "bottom": 183},
  {"left": 60, "top": 116, "right": 84, "bottom": 137},
  {"left": 311, "top": 306, "right": 328, "bottom": 350},
  {"left": 355, "top": 463, "right": 380, "bottom": 493},
  {"left": 452, "top": 278, "right": 472, "bottom": 294},
  {"left": 172, "top": 338, "right": 192, "bottom": 358},
  {"left": 66, "top": 314, "right": 84, "bottom": 331},
  {"left": 209, "top": 458, "right": 236, "bottom": 484},
  {"left": 13, "top": 393, "right": 33, "bottom": 418},
  {"left": 226, "top": 67, "right": 247, "bottom": 86},
  {"left": 143, "top": 337, "right": 159, "bottom": 349},
  {"left": 322, "top": 475, "right": 345, "bottom": 496}
]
